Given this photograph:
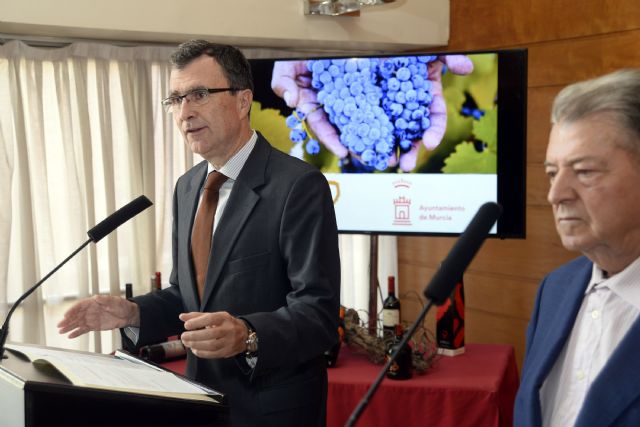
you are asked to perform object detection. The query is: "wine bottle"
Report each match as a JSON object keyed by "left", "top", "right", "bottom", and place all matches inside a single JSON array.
[
  {"left": 385, "top": 324, "right": 412, "bottom": 380},
  {"left": 382, "top": 276, "right": 400, "bottom": 342},
  {"left": 324, "top": 305, "right": 345, "bottom": 367},
  {"left": 139, "top": 340, "right": 186, "bottom": 363},
  {"left": 125, "top": 283, "right": 133, "bottom": 300},
  {"left": 150, "top": 271, "right": 162, "bottom": 292}
]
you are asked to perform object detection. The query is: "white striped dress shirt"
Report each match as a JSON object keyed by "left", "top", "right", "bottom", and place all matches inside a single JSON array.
[
  {"left": 540, "top": 256, "right": 640, "bottom": 426},
  {"left": 200, "top": 130, "right": 257, "bottom": 236}
]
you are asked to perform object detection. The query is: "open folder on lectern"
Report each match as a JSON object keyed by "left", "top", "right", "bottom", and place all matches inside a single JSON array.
[{"left": 4, "top": 342, "right": 224, "bottom": 404}]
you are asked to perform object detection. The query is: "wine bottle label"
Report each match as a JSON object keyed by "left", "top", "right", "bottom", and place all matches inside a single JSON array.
[
  {"left": 382, "top": 309, "right": 400, "bottom": 327},
  {"left": 162, "top": 340, "right": 186, "bottom": 358}
]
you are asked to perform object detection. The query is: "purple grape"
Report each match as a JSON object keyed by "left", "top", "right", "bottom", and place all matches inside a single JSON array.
[
  {"left": 290, "top": 128, "right": 307, "bottom": 143},
  {"left": 306, "top": 138, "right": 320, "bottom": 155}
]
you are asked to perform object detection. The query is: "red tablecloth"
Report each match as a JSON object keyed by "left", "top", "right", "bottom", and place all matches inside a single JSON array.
[
  {"left": 160, "top": 357, "right": 186, "bottom": 374},
  {"left": 162, "top": 342, "right": 519, "bottom": 427},
  {"left": 328, "top": 343, "right": 519, "bottom": 427}
]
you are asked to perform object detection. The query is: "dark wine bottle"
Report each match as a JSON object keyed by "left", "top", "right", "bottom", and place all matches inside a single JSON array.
[
  {"left": 385, "top": 324, "right": 412, "bottom": 380},
  {"left": 324, "top": 306, "right": 346, "bottom": 367},
  {"left": 382, "top": 276, "right": 400, "bottom": 342},
  {"left": 139, "top": 340, "right": 186, "bottom": 362},
  {"left": 150, "top": 271, "right": 161, "bottom": 292}
]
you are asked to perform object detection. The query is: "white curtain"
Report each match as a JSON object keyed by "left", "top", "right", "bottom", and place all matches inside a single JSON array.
[
  {"left": 0, "top": 41, "right": 183, "bottom": 352},
  {"left": 0, "top": 40, "right": 397, "bottom": 353},
  {"left": 339, "top": 234, "right": 398, "bottom": 327}
]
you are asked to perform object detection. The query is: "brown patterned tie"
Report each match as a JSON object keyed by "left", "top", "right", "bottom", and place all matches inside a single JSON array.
[{"left": 192, "top": 171, "right": 228, "bottom": 300}]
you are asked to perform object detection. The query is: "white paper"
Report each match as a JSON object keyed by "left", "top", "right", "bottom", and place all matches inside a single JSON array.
[{"left": 6, "top": 343, "right": 208, "bottom": 396}]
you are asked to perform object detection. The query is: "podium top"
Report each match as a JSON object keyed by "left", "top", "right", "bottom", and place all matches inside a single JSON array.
[
  {"left": 2, "top": 342, "right": 225, "bottom": 405},
  {"left": 0, "top": 347, "right": 229, "bottom": 427},
  {"left": 1, "top": 347, "right": 70, "bottom": 386}
]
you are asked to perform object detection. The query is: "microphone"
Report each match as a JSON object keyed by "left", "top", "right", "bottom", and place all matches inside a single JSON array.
[
  {"left": 0, "top": 195, "right": 153, "bottom": 359},
  {"left": 88, "top": 195, "right": 153, "bottom": 243},
  {"left": 345, "top": 201, "right": 502, "bottom": 427},
  {"left": 424, "top": 201, "right": 503, "bottom": 304}
]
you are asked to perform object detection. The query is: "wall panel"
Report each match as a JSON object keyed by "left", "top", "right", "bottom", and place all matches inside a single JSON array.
[
  {"left": 448, "top": 0, "right": 640, "bottom": 50},
  {"left": 527, "top": 30, "right": 640, "bottom": 87}
]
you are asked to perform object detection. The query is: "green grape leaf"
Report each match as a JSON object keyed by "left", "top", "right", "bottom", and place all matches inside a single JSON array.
[
  {"left": 249, "top": 101, "right": 293, "bottom": 154},
  {"left": 442, "top": 141, "right": 496, "bottom": 173},
  {"left": 473, "top": 108, "right": 497, "bottom": 152},
  {"left": 470, "top": 53, "right": 498, "bottom": 76},
  {"left": 467, "top": 54, "right": 498, "bottom": 109},
  {"left": 249, "top": 101, "right": 341, "bottom": 172}
]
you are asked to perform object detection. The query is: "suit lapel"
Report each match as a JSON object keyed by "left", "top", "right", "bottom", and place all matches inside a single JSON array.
[
  {"left": 532, "top": 262, "right": 592, "bottom": 389},
  {"left": 575, "top": 315, "right": 640, "bottom": 426},
  {"left": 199, "top": 136, "right": 269, "bottom": 309},
  {"left": 183, "top": 162, "right": 208, "bottom": 312}
]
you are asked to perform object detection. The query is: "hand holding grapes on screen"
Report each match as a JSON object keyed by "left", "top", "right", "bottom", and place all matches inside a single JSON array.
[
  {"left": 271, "top": 55, "right": 473, "bottom": 172},
  {"left": 393, "top": 55, "right": 474, "bottom": 171},
  {"left": 271, "top": 61, "right": 348, "bottom": 159}
]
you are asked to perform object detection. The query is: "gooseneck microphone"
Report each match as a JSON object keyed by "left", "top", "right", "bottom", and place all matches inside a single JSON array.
[
  {"left": 0, "top": 195, "right": 153, "bottom": 359},
  {"left": 345, "top": 202, "right": 502, "bottom": 427},
  {"left": 87, "top": 196, "right": 153, "bottom": 243}
]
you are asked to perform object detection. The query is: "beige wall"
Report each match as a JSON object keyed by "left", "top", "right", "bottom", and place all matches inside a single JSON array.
[
  {"left": 0, "top": 0, "right": 449, "bottom": 51},
  {"left": 398, "top": 0, "right": 640, "bottom": 370}
]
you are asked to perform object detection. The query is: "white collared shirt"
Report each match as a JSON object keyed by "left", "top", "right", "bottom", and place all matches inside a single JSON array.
[
  {"left": 199, "top": 130, "right": 257, "bottom": 236},
  {"left": 540, "top": 257, "right": 640, "bottom": 427}
]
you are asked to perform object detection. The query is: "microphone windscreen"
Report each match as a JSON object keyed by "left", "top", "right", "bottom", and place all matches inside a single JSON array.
[
  {"left": 87, "top": 196, "right": 153, "bottom": 243},
  {"left": 424, "top": 202, "right": 502, "bottom": 305}
]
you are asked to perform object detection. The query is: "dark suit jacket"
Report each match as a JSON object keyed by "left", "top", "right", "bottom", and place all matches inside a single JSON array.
[
  {"left": 126, "top": 134, "right": 341, "bottom": 426},
  {"left": 514, "top": 256, "right": 640, "bottom": 427}
]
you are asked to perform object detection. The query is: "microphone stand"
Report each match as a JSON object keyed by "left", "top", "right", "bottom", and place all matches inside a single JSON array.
[
  {"left": 0, "top": 195, "right": 153, "bottom": 360},
  {"left": 345, "top": 202, "right": 502, "bottom": 426},
  {"left": 0, "top": 238, "right": 92, "bottom": 359},
  {"left": 345, "top": 298, "right": 436, "bottom": 427}
]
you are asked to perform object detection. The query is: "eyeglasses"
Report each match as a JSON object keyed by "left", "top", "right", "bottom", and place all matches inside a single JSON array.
[{"left": 161, "top": 87, "right": 239, "bottom": 113}]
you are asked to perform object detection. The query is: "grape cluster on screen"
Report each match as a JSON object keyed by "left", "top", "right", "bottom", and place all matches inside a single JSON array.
[
  {"left": 286, "top": 110, "right": 320, "bottom": 159},
  {"left": 286, "top": 56, "right": 438, "bottom": 172}
]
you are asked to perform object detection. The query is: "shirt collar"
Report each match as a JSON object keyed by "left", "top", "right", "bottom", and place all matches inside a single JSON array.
[
  {"left": 585, "top": 264, "right": 608, "bottom": 294},
  {"left": 587, "top": 257, "right": 640, "bottom": 311},
  {"left": 206, "top": 130, "right": 257, "bottom": 180}
]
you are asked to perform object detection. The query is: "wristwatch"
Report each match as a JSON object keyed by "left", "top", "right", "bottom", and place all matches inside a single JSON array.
[{"left": 244, "top": 322, "right": 259, "bottom": 357}]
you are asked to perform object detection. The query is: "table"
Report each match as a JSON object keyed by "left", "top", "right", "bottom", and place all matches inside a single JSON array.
[
  {"left": 161, "top": 343, "right": 519, "bottom": 427},
  {"left": 328, "top": 343, "right": 519, "bottom": 427}
]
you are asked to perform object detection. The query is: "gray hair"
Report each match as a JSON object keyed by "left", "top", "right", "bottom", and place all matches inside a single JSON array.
[
  {"left": 169, "top": 40, "right": 254, "bottom": 92},
  {"left": 551, "top": 69, "right": 640, "bottom": 150}
]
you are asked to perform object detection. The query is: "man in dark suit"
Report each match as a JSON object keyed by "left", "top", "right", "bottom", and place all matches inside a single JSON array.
[
  {"left": 514, "top": 69, "right": 640, "bottom": 426},
  {"left": 58, "top": 40, "right": 341, "bottom": 427}
]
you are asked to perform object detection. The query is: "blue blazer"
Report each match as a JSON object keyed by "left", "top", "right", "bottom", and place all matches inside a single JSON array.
[{"left": 514, "top": 256, "right": 640, "bottom": 427}]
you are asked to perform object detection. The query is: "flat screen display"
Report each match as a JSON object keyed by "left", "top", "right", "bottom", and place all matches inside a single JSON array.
[{"left": 249, "top": 49, "right": 527, "bottom": 238}]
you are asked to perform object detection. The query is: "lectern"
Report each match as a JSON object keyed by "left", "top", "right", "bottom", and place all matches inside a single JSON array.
[{"left": 0, "top": 348, "right": 229, "bottom": 427}]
